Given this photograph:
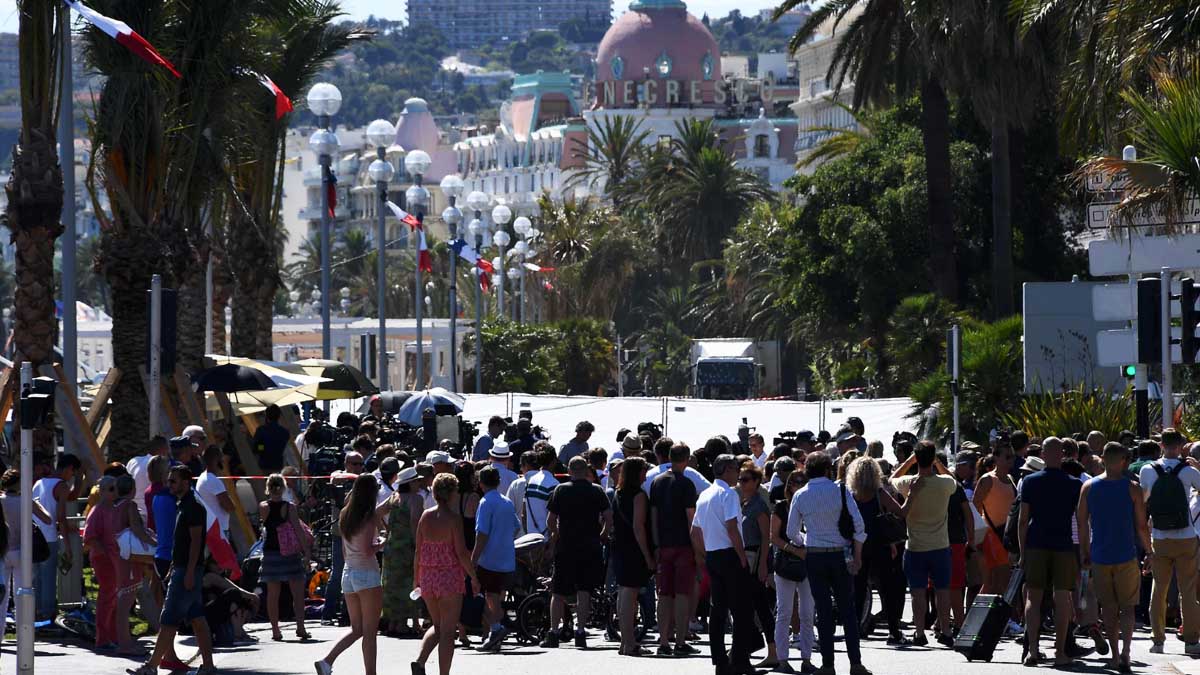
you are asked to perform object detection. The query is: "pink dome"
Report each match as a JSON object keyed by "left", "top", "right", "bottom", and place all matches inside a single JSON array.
[
  {"left": 595, "top": 1, "right": 720, "bottom": 103},
  {"left": 394, "top": 97, "right": 455, "bottom": 180}
]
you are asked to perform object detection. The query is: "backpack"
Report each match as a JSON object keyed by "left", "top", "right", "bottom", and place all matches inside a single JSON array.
[{"left": 1148, "top": 462, "right": 1191, "bottom": 531}]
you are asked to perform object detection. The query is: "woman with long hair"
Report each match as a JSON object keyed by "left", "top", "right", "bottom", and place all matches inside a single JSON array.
[
  {"left": 769, "top": 468, "right": 815, "bottom": 672},
  {"left": 382, "top": 469, "right": 424, "bottom": 637},
  {"left": 846, "top": 457, "right": 907, "bottom": 645},
  {"left": 612, "top": 456, "right": 654, "bottom": 656},
  {"left": 738, "top": 463, "right": 779, "bottom": 668},
  {"left": 413, "top": 474, "right": 479, "bottom": 675},
  {"left": 972, "top": 446, "right": 1016, "bottom": 595},
  {"left": 316, "top": 473, "right": 397, "bottom": 675},
  {"left": 259, "top": 473, "right": 312, "bottom": 642}
]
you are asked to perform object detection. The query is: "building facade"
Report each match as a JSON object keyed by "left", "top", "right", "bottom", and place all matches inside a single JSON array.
[
  {"left": 788, "top": 4, "right": 863, "bottom": 172},
  {"left": 407, "top": 0, "right": 613, "bottom": 48}
]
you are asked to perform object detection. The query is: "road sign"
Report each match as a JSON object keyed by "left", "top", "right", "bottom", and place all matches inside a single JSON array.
[
  {"left": 1086, "top": 171, "right": 1130, "bottom": 193},
  {"left": 1088, "top": 232, "right": 1200, "bottom": 276},
  {"left": 1087, "top": 200, "right": 1200, "bottom": 231},
  {"left": 1092, "top": 281, "right": 1181, "bottom": 322},
  {"left": 1097, "top": 327, "right": 1182, "bottom": 366}
]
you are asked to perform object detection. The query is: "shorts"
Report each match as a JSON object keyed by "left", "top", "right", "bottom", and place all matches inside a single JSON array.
[
  {"left": 1093, "top": 560, "right": 1140, "bottom": 608},
  {"left": 341, "top": 566, "right": 382, "bottom": 594},
  {"left": 903, "top": 547, "right": 952, "bottom": 590},
  {"left": 154, "top": 558, "right": 172, "bottom": 583},
  {"left": 656, "top": 545, "right": 697, "bottom": 596},
  {"left": 160, "top": 567, "right": 205, "bottom": 626},
  {"left": 950, "top": 543, "right": 968, "bottom": 590},
  {"left": 477, "top": 567, "right": 513, "bottom": 594},
  {"left": 1024, "top": 548, "right": 1078, "bottom": 591},
  {"left": 552, "top": 546, "right": 605, "bottom": 596}
]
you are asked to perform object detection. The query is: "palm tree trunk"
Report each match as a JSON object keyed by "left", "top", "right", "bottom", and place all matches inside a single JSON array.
[
  {"left": 175, "top": 256, "right": 207, "bottom": 373},
  {"left": 920, "top": 76, "right": 957, "bottom": 304},
  {"left": 990, "top": 119, "right": 1014, "bottom": 318},
  {"left": 253, "top": 275, "right": 277, "bottom": 359},
  {"left": 230, "top": 290, "right": 258, "bottom": 358}
]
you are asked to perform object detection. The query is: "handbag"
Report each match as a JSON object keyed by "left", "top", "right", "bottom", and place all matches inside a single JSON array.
[
  {"left": 31, "top": 528, "right": 50, "bottom": 564},
  {"left": 276, "top": 504, "right": 313, "bottom": 558},
  {"left": 117, "top": 528, "right": 156, "bottom": 560},
  {"left": 772, "top": 546, "right": 807, "bottom": 582},
  {"left": 837, "top": 484, "right": 855, "bottom": 541}
]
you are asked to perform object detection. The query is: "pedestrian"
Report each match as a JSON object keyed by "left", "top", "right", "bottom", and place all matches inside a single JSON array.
[
  {"left": 253, "top": 404, "right": 291, "bottom": 474},
  {"left": 80, "top": 474, "right": 134, "bottom": 653},
  {"left": 1078, "top": 442, "right": 1152, "bottom": 672},
  {"left": 315, "top": 473, "right": 398, "bottom": 675},
  {"left": 472, "top": 416, "right": 507, "bottom": 462},
  {"left": 129, "top": 465, "right": 217, "bottom": 675},
  {"left": 1017, "top": 437, "right": 1084, "bottom": 667},
  {"left": 786, "top": 451, "right": 871, "bottom": 675},
  {"left": 749, "top": 434, "right": 769, "bottom": 468},
  {"left": 649, "top": 441, "right": 702, "bottom": 657},
  {"left": 125, "top": 436, "right": 168, "bottom": 518},
  {"left": 522, "top": 444, "right": 559, "bottom": 537},
  {"left": 412, "top": 473, "right": 480, "bottom": 675},
  {"left": 770, "top": 467, "right": 815, "bottom": 673},
  {"left": 472, "top": 465, "right": 520, "bottom": 652},
  {"left": 612, "top": 456, "right": 655, "bottom": 656},
  {"left": 846, "top": 456, "right": 907, "bottom": 645},
  {"left": 558, "top": 420, "right": 595, "bottom": 467},
  {"left": 259, "top": 473, "right": 312, "bottom": 642},
  {"left": 382, "top": 467, "right": 423, "bottom": 637},
  {"left": 195, "top": 445, "right": 235, "bottom": 548},
  {"left": 693, "top": 453, "right": 762, "bottom": 675},
  {"left": 542, "top": 455, "right": 612, "bottom": 649},
  {"left": 505, "top": 451, "right": 538, "bottom": 536},
  {"left": 487, "top": 442, "right": 519, "bottom": 494},
  {"left": 972, "top": 444, "right": 1016, "bottom": 596},
  {"left": 1138, "top": 428, "right": 1200, "bottom": 655},
  {"left": 738, "top": 462, "right": 780, "bottom": 668},
  {"left": 32, "top": 452, "right": 81, "bottom": 620}
]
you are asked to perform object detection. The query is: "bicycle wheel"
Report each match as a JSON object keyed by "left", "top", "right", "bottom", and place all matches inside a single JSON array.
[
  {"left": 55, "top": 613, "right": 96, "bottom": 641},
  {"left": 859, "top": 587, "right": 876, "bottom": 637},
  {"left": 516, "top": 592, "right": 551, "bottom": 643}
]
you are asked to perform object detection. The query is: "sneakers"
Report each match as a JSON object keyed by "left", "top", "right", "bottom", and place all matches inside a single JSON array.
[
  {"left": 1185, "top": 642, "right": 1200, "bottom": 656},
  {"left": 314, "top": 661, "right": 333, "bottom": 675},
  {"left": 479, "top": 626, "right": 508, "bottom": 652},
  {"left": 1149, "top": 642, "right": 1164, "bottom": 654},
  {"left": 539, "top": 632, "right": 560, "bottom": 649},
  {"left": 911, "top": 632, "right": 928, "bottom": 647},
  {"left": 1006, "top": 620, "right": 1024, "bottom": 638},
  {"left": 674, "top": 643, "right": 700, "bottom": 656},
  {"left": 656, "top": 644, "right": 674, "bottom": 656},
  {"left": 574, "top": 629, "right": 587, "bottom": 649}
]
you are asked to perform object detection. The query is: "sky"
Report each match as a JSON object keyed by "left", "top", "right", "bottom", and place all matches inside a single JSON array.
[{"left": 0, "top": 0, "right": 788, "bottom": 34}]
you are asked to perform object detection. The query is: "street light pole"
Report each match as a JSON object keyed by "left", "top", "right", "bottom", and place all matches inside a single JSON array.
[
  {"left": 59, "top": 2, "right": 77, "bottom": 395},
  {"left": 366, "top": 119, "right": 396, "bottom": 389},
  {"left": 441, "top": 175, "right": 464, "bottom": 392},
  {"left": 307, "top": 83, "right": 343, "bottom": 365},
  {"left": 405, "top": 150, "right": 432, "bottom": 389},
  {"left": 492, "top": 204, "right": 512, "bottom": 319},
  {"left": 466, "top": 191, "right": 489, "bottom": 394}
]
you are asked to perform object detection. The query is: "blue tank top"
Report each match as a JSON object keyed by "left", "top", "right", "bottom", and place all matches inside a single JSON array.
[{"left": 1085, "top": 476, "right": 1137, "bottom": 565}]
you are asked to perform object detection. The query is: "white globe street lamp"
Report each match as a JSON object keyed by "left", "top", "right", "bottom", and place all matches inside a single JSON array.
[{"left": 306, "top": 81, "right": 342, "bottom": 364}]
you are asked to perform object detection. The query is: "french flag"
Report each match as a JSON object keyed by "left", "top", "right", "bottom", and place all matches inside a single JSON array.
[
  {"left": 523, "top": 262, "right": 556, "bottom": 273},
  {"left": 66, "top": 1, "right": 181, "bottom": 79},
  {"left": 386, "top": 201, "right": 431, "bottom": 272},
  {"left": 252, "top": 70, "right": 293, "bottom": 120},
  {"left": 205, "top": 509, "right": 241, "bottom": 581},
  {"left": 458, "top": 243, "right": 495, "bottom": 292}
]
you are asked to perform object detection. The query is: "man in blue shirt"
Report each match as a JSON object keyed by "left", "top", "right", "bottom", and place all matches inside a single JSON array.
[
  {"left": 472, "top": 416, "right": 507, "bottom": 461},
  {"left": 473, "top": 465, "right": 520, "bottom": 652}
]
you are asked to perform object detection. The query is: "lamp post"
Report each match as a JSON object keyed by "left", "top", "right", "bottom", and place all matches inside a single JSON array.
[
  {"left": 513, "top": 216, "right": 531, "bottom": 323},
  {"left": 506, "top": 267, "right": 522, "bottom": 320},
  {"left": 307, "top": 82, "right": 342, "bottom": 362},
  {"left": 527, "top": 226, "right": 541, "bottom": 323},
  {"left": 366, "top": 118, "right": 396, "bottom": 389},
  {"left": 491, "top": 204, "right": 512, "bottom": 318},
  {"left": 466, "top": 190, "right": 490, "bottom": 393},
  {"left": 440, "top": 174, "right": 465, "bottom": 391},
  {"left": 405, "top": 149, "right": 432, "bottom": 389},
  {"left": 339, "top": 287, "right": 351, "bottom": 316}
]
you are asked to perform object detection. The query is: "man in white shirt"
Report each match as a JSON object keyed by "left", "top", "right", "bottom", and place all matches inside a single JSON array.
[
  {"left": 691, "top": 453, "right": 759, "bottom": 675},
  {"left": 33, "top": 454, "right": 81, "bottom": 620},
  {"left": 643, "top": 437, "right": 711, "bottom": 494},
  {"left": 748, "top": 433, "right": 768, "bottom": 468},
  {"left": 507, "top": 453, "right": 539, "bottom": 536},
  {"left": 126, "top": 436, "right": 170, "bottom": 518},
  {"left": 194, "top": 445, "right": 236, "bottom": 539},
  {"left": 489, "top": 442, "right": 519, "bottom": 494},
  {"left": 1139, "top": 428, "right": 1200, "bottom": 654},
  {"left": 522, "top": 445, "right": 559, "bottom": 536},
  {"left": 373, "top": 457, "right": 400, "bottom": 507}
]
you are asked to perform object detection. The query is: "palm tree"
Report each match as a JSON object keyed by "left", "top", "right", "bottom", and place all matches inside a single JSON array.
[
  {"left": 798, "top": 102, "right": 871, "bottom": 168},
  {"left": 564, "top": 114, "right": 649, "bottom": 208},
  {"left": 776, "top": 0, "right": 959, "bottom": 302},
  {"left": 1079, "top": 66, "right": 1200, "bottom": 232},
  {"left": 4, "top": 0, "right": 64, "bottom": 376}
]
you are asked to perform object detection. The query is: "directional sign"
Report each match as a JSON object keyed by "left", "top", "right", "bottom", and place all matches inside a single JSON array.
[
  {"left": 1087, "top": 200, "right": 1200, "bottom": 230},
  {"left": 1088, "top": 232, "right": 1200, "bottom": 276},
  {"left": 1092, "top": 281, "right": 1180, "bottom": 322},
  {"left": 1097, "top": 327, "right": 1182, "bottom": 366},
  {"left": 1086, "top": 171, "right": 1130, "bottom": 193}
]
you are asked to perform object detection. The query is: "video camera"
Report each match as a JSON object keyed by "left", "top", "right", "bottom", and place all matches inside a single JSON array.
[
  {"left": 636, "top": 421, "right": 663, "bottom": 441},
  {"left": 773, "top": 431, "right": 800, "bottom": 449}
]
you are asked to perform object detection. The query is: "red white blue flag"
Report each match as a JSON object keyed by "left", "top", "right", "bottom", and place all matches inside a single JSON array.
[{"left": 65, "top": 1, "right": 181, "bottom": 78}]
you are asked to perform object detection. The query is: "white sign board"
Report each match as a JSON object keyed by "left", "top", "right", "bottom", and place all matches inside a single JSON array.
[
  {"left": 1086, "top": 171, "right": 1130, "bottom": 193},
  {"left": 1087, "top": 200, "right": 1200, "bottom": 230},
  {"left": 1088, "top": 233, "right": 1200, "bottom": 276},
  {"left": 1091, "top": 281, "right": 1181, "bottom": 322},
  {"left": 1096, "top": 327, "right": 1182, "bottom": 366}
]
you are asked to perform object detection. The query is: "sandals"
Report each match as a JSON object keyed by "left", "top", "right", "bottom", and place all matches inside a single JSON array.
[{"left": 297, "top": 628, "right": 312, "bottom": 641}]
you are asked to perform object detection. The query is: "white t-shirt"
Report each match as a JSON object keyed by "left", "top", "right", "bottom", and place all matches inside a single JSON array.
[
  {"left": 692, "top": 479, "right": 742, "bottom": 551},
  {"left": 507, "top": 473, "right": 531, "bottom": 536},
  {"left": 751, "top": 452, "right": 769, "bottom": 468},
  {"left": 195, "top": 470, "right": 231, "bottom": 533},
  {"left": 1140, "top": 458, "right": 1200, "bottom": 540},
  {"left": 126, "top": 454, "right": 153, "bottom": 517},
  {"left": 31, "top": 477, "right": 61, "bottom": 541}
]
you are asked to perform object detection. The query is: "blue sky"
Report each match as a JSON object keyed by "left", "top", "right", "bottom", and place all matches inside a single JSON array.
[{"left": 0, "top": 1, "right": 788, "bottom": 33}]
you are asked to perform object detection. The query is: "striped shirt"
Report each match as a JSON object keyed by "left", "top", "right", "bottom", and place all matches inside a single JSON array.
[
  {"left": 786, "top": 477, "right": 867, "bottom": 549},
  {"left": 523, "top": 469, "right": 559, "bottom": 535}
]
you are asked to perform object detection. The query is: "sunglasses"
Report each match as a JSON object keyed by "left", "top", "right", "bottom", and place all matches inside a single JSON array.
[{"left": 737, "top": 476, "right": 756, "bottom": 484}]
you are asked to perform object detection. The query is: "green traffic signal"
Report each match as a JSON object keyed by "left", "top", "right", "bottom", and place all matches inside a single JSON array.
[{"left": 1124, "top": 364, "right": 1138, "bottom": 378}]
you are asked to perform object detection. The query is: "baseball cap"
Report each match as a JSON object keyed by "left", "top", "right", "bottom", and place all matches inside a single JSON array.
[
  {"left": 169, "top": 436, "right": 197, "bottom": 451},
  {"left": 955, "top": 451, "right": 978, "bottom": 467},
  {"left": 427, "top": 451, "right": 452, "bottom": 465}
]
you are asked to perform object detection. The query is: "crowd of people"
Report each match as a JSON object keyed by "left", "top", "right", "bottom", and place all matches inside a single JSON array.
[{"left": 7, "top": 396, "right": 1200, "bottom": 675}]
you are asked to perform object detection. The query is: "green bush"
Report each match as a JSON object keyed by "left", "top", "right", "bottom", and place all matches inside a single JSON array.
[
  {"left": 468, "top": 318, "right": 615, "bottom": 395},
  {"left": 999, "top": 384, "right": 1160, "bottom": 439}
]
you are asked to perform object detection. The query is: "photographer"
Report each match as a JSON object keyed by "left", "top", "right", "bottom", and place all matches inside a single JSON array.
[{"left": 472, "top": 417, "right": 507, "bottom": 462}]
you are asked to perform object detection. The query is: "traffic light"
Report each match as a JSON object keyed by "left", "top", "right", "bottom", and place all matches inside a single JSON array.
[
  {"left": 1123, "top": 364, "right": 1138, "bottom": 378},
  {"left": 20, "top": 376, "right": 57, "bottom": 430},
  {"left": 1182, "top": 277, "right": 1200, "bottom": 364},
  {"left": 1137, "top": 277, "right": 1162, "bottom": 363}
]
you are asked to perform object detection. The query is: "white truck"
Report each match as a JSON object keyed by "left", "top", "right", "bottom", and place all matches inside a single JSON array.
[{"left": 689, "top": 339, "right": 781, "bottom": 400}]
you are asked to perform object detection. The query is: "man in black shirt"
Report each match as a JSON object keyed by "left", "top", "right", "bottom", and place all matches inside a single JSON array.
[
  {"left": 650, "top": 442, "right": 701, "bottom": 655},
  {"left": 253, "top": 404, "right": 291, "bottom": 473},
  {"left": 131, "top": 466, "right": 216, "bottom": 675},
  {"left": 543, "top": 456, "right": 612, "bottom": 649}
]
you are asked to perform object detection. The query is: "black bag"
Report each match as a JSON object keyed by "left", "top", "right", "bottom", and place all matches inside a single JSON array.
[
  {"left": 772, "top": 547, "right": 807, "bottom": 582},
  {"left": 954, "top": 594, "right": 1010, "bottom": 662},
  {"left": 1002, "top": 494, "right": 1022, "bottom": 554},
  {"left": 31, "top": 528, "right": 49, "bottom": 564},
  {"left": 837, "top": 485, "right": 855, "bottom": 541}
]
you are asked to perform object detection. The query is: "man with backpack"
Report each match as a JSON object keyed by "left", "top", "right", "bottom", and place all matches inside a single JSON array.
[{"left": 1138, "top": 428, "right": 1200, "bottom": 655}]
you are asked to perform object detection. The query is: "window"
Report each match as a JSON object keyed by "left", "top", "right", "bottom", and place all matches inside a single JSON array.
[
  {"left": 610, "top": 55, "right": 625, "bottom": 80},
  {"left": 754, "top": 134, "right": 770, "bottom": 158}
]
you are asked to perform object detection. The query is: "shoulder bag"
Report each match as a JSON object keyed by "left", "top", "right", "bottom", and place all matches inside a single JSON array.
[{"left": 837, "top": 484, "right": 856, "bottom": 541}]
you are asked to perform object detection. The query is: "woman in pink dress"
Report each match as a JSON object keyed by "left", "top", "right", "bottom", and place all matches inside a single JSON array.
[{"left": 412, "top": 473, "right": 479, "bottom": 675}]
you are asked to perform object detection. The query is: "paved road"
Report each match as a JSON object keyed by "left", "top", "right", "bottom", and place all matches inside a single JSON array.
[{"left": 6, "top": 619, "right": 1197, "bottom": 675}]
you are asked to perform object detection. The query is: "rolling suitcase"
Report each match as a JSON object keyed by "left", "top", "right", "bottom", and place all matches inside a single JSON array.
[{"left": 954, "top": 594, "right": 1010, "bottom": 661}]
